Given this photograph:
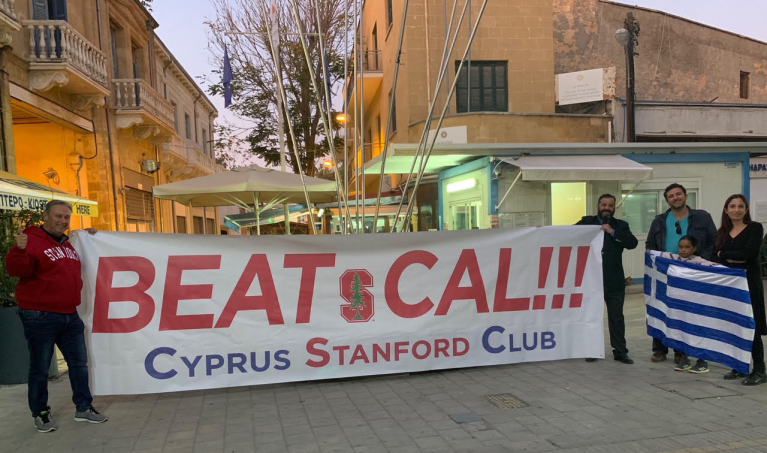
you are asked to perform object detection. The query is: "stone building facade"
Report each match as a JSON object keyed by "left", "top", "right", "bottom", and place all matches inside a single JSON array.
[
  {"left": 0, "top": 0, "right": 219, "bottom": 233},
  {"left": 345, "top": 0, "right": 610, "bottom": 231}
]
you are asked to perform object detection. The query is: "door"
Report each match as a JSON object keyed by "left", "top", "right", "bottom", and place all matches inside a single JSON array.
[
  {"left": 132, "top": 45, "right": 141, "bottom": 104},
  {"left": 449, "top": 199, "right": 482, "bottom": 230}
]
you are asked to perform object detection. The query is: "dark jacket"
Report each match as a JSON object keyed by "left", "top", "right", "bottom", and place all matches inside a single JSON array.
[
  {"left": 645, "top": 207, "right": 717, "bottom": 260},
  {"left": 576, "top": 215, "right": 638, "bottom": 293},
  {"left": 5, "top": 226, "right": 83, "bottom": 313}
]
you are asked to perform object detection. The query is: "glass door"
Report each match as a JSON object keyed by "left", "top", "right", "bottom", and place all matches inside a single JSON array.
[{"left": 450, "top": 200, "right": 482, "bottom": 230}]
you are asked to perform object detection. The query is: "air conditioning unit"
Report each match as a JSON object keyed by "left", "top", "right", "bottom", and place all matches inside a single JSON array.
[{"left": 142, "top": 159, "right": 160, "bottom": 174}]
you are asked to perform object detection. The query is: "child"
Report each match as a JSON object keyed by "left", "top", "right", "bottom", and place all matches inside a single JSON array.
[
  {"left": 660, "top": 235, "right": 718, "bottom": 266},
  {"left": 660, "top": 235, "right": 718, "bottom": 374}
]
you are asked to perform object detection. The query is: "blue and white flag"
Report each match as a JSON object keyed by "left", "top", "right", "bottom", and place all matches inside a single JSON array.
[
  {"left": 223, "top": 47, "right": 233, "bottom": 108},
  {"left": 644, "top": 252, "right": 755, "bottom": 374}
]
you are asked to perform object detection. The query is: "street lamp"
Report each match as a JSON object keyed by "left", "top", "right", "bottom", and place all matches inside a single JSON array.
[
  {"left": 335, "top": 113, "right": 347, "bottom": 123},
  {"left": 615, "top": 12, "right": 640, "bottom": 143}
]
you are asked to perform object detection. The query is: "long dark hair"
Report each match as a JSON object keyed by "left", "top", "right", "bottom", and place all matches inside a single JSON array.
[{"left": 715, "top": 194, "right": 752, "bottom": 251}]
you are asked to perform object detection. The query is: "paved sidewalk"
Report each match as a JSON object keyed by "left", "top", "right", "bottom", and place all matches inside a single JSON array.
[{"left": 2, "top": 293, "right": 767, "bottom": 453}]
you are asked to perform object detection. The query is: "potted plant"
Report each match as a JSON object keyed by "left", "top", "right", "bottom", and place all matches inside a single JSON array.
[{"left": 0, "top": 209, "right": 57, "bottom": 384}]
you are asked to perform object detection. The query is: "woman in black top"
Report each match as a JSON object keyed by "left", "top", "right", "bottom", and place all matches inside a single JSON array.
[{"left": 715, "top": 194, "right": 766, "bottom": 385}]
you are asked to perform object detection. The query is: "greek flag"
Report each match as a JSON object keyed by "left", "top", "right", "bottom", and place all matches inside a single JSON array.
[{"left": 645, "top": 252, "right": 755, "bottom": 374}]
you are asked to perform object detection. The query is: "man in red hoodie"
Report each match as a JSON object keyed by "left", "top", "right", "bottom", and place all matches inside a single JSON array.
[{"left": 6, "top": 200, "right": 107, "bottom": 433}]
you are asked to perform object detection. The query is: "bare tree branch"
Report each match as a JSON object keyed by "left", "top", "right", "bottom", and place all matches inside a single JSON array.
[{"left": 207, "top": 0, "right": 347, "bottom": 176}]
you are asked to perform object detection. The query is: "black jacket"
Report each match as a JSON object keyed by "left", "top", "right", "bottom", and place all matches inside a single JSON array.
[
  {"left": 576, "top": 215, "right": 639, "bottom": 292},
  {"left": 645, "top": 207, "right": 717, "bottom": 260}
]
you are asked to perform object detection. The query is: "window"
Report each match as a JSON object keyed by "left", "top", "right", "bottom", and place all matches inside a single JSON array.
[
  {"left": 202, "top": 129, "right": 208, "bottom": 154},
  {"left": 125, "top": 188, "right": 155, "bottom": 232},
  {"left": 386, "top": 0, "right": 393, "bottom": 27},
  {"left": 365, "top": 128, "right": 372, "bottom": 161},
  {"left": 740, "top": 71, "right": 750, "bottom": 99},
  {"left": 171, "top": 102, "right": 178, "bottom": 132},
  {"left": 194, "top": 115, "right": 199, "bottom": 143},
  {"left": 32, "top": 0, "right": 67, "bottom": 20},
  {"left": 376, "top": 115, "right": 381, "bottom": 150},
  {"left": 184, "top": 113, "right": 191, "bottom": 139},
  {"left": 372, "top": 24, "right": 378, "bottom": 52},
  {"left": 131, "top": 44, "right": 140, "bottom": 78},
  {"left": 110, "top": 26, "right": 119, "bottom": 78},
  {"left": 175, "top": 216, "right": 187, "bottom": 234},
  {"left": 455, "top": 61, "right": 508, "bottom": 113},
  {"left": 193, "top": 216, "right": 204, "bottom": 234},
  {"left": 620, "top": 189, "right": 698, "bottom": 235},
  {"left": 206, "top": 218, "right": 216, "bottom": 235},
  {"left": 390, "top": 93, "right": 396, "bottom": 132},
  {"left": 163, "top": 83, "right": 167, "bottom": 99}
]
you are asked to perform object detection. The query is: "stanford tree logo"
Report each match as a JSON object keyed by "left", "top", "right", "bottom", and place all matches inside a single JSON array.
[{"left": 339, "top": 269, "right": 374, "bottom": 323}]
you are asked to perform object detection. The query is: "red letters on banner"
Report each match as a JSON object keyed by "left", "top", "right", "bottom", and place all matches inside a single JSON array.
[{"left": 91, "top": 247, "right": 590, "bottom": 332}]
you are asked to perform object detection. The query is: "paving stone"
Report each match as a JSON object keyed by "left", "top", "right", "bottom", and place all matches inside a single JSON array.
[{"left": 2, "top": 294, "right": 767, "bottom": 453}]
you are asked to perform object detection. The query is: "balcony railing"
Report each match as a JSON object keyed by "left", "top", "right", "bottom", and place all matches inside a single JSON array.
[
  {"left": 113, "top": 79, "right": 176, "bottom": 131},
  {"left": 25, "top": 20, "right": 108, "bottom": 87},
  {"left": 162, "top": 135, "right": 216, "bottom": 176},
  {"left": 347, "top": 143, "right": 381, "bottom": 169},
  {"left": 0, "top": 0, "right": 18, "bottom": 21},
  {"left": 188, "top": 147, "right": 216, "bottom": 174},
  {"left": 345, "top": 50, "right": 383, "bottom": 105}
]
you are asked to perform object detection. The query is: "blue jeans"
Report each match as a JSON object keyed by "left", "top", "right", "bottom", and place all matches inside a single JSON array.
[{"left": 17, "top": 309, "right": 93, "bottom": 417}]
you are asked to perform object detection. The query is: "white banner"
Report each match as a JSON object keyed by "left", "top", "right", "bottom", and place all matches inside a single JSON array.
[{"left": 72, "top": 227, "right": 605, "bottom": 395}]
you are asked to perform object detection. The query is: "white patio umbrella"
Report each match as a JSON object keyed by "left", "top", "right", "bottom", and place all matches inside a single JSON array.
[{"left": 152, "top": 164, "right": 338, "bottom": 235}]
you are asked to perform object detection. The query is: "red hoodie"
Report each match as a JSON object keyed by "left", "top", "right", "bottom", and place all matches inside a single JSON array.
[{"left": 5, "top": 226, "right": 83, "bottom": 313}]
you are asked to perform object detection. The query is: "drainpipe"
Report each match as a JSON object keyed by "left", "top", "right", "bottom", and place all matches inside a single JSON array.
[
  {"left": 145, "top": 20, "right": 165, "bottom": 232},
  {"left": 96, "top": 0, "right": 120, "bottom": 230},
  {"left": 0, "top": 45, "right": 11, "bottom": 172}
]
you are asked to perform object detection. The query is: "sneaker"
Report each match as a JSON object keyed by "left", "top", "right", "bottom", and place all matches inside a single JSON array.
[
  {"left": 74, "top": 407, "right": 108, "bottom": 424},
  {"left": 651, "top": 352, "right": 667, "bottom": 363},
  {"left": 742, "top": 372, "right": 767, "bottom": 386},
  {"left": 34, "top": 410, "right": 57, "bottom": 433},
  {"left": 688, "top": 361, "right": 709, "bottom": 374},
  {"left": 675, "top": 356, "right": 691, "bottom": 371},
  {"left": 724, "top": 369, "right": 748, "bottom": 380}
]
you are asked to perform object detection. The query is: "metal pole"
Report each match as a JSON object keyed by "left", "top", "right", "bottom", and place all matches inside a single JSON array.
[
  {"left": 467, "top": 0, "right": 471, "bottom": 111},
  {"left": 359, "top": 0, "right": 366, "bottom": 233},
  {"left": 286, "top": 0, "right": 351, "bottom": 231},
  {"left": 625, "top": 12, "right": 638, "bottom": 143},
  {"left": 255, "top": 193, "right": 261, "bottom": 236},
  {"left": 260, "top": 0, "right": 317, "bottom": 235},
  {"left": 312, "top": 0, "right": 342, "bottom": 237},
  {"left": 352, "top": 0, "right": 360, "bottom": 233},
  {"left": 274, "top": 12, "right": 290, "bottom": 235},
  {"left": 372, "top": 0, "right": 409, "bottom": 231},
  {"left": 402, "top": 0, "right": 489, "bottom": 230},
  {"left": 343, "top": 0, "right": 349, "bottom": 234},
  {"left": 390, "top": 0, "right": 470, "bottom": 232}
]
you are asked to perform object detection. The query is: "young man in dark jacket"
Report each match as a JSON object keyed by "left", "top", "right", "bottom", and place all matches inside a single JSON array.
[
  {"left": 577, "top": 194, "right": 639, "bottom": 364},
  {"left": 645, "top": 183, "right": 717, "bottom": 367},
  {"left": 6, "top": 200, "right": 107, "bottom": 433}
]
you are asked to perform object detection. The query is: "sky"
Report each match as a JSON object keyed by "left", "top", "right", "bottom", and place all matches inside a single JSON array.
[{"left": 150, "top": 0, "right": 767, "bottom": 157}]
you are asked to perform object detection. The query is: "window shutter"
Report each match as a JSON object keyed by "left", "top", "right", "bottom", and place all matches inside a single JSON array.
[
  {"left": 126, "top": 189, "right": 155, "bottom": 221},
  {"left": 32, "top": 0, "right": 49, "bottom": 20},
  {"left": 49, "top": 0, "right": 67, "bottom": 20}
]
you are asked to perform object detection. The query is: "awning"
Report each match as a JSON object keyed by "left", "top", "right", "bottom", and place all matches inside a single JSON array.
[
  {"left": 497, "top": 155, "right": 653, "bottom": 181},
  {"left": 0, "top": 171, "right": 99, "bottom": 217}
]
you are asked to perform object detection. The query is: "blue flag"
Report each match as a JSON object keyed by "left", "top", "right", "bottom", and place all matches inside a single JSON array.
[{"left": 223, "top": 47, "right": 233, "bottom": 108}]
